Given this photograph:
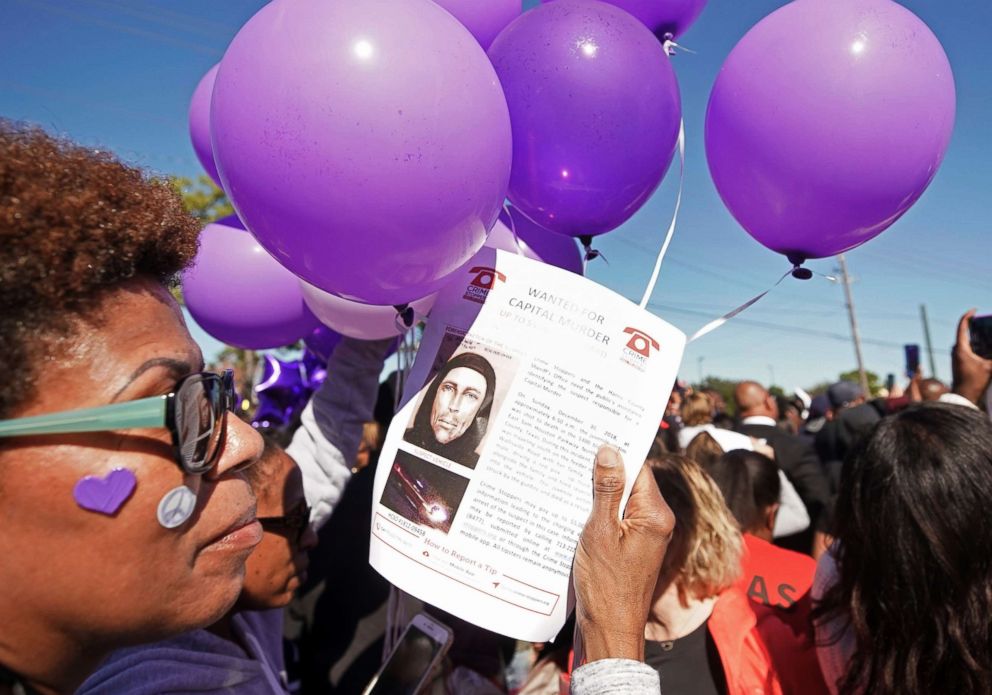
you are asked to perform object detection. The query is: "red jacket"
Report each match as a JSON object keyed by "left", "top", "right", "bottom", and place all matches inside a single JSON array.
[
  {"left": 708, "top": 586, "right": 828, "bottom": 695},
  {"left": 736, "top": 534, "right": 817, "bottom": 609}
]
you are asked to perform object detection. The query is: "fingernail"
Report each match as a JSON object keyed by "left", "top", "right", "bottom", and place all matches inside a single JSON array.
[{"left": 595, "top": 445, "right": 620, "bottom": 468}]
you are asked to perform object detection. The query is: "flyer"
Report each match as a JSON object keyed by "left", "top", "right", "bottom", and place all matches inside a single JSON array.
[{"left": 370, "top": 248, "right": 686, "bottom": 641}]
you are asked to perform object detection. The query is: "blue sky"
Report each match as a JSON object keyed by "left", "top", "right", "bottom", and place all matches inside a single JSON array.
[{"left": 2, "top": 0, "right": 988, "bottom": 391}]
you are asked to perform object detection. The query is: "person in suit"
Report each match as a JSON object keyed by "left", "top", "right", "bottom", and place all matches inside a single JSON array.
[{"left": 734, "top": 381, "right": 831, "bottom": 556}]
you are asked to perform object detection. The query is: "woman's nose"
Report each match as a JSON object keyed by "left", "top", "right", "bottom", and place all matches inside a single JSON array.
[{"left": 208, "top": 415, "right": 264, "bottom": 480}]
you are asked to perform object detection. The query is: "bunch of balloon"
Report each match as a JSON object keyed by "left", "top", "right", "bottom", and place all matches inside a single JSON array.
[
  {"left": 705, "top": 0, "right": 955, "bottom": 266},
  {"left": 186, "top": 0, "right": 699, "bottom": 354}
]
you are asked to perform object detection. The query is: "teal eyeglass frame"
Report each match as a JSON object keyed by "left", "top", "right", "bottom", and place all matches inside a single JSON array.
[{"left": 0, "top": 370, "right": 236, "bottom": 474}]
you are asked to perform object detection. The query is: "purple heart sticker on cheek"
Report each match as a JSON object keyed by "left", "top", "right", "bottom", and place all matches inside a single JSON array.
[{"left": 73, "top": 468, "right": 137, "bottom": 516}]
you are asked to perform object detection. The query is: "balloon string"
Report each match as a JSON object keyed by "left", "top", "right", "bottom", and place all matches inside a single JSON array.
[
  {"left": 502, "top": 202, "right": 523, "bottom": 252},
  {"left": 687, "top": 263, "right": 820, "bottom": 342},
  {"left": 392, "top": 304, "right": 415, "bottom": 335},
  {"left": 662, "top": 39, "right": 696, "bottom": 57},
  {"left": 579, "top": 235, "right": 608, "bottom": 274},
  {"left": 639, "top": 119, "right": 686, "bottom": 310}
]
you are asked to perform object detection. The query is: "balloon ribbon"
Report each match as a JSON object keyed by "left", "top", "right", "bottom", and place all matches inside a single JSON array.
[
  {"left": 638, "top": 119, "right": 686, "bottom": 309},
  {"left": 687, "top": 265, "right": 834, "bottom": 343}
]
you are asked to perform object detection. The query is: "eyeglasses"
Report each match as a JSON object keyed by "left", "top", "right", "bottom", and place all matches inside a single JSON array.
[
  {"left": 258, "top": 502, "right": 312, "bottom": 544},
  {"left": 0, "top": 370, "right": 236, "bottom": 475}
]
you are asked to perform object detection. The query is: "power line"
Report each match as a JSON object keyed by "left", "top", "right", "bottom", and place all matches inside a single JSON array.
[
  {"left": 856, "top": 247, "right": 992, "bottom": 291},
  {"left": 12, "top": 0, "right": 222, "bottom": 57},
  {"left": 89, "top": 0, "right": 237, "bottom": 38},
  {"left": 644, "top": 301, "right": 950, "bottom": 355},
  {"left": 0, "top": 79, "right": 180, "bottom": 126}
]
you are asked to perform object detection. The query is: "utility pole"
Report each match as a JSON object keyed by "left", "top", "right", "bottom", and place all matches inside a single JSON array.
[
  {"left": 920, "top": 303, "right": 937, "bottom": 379},
  {"left": 837, "top": 254, "right": 871, "bottom": 396},
  {"left": 697, "top": 356, "right": 705, "bottom": 384}
]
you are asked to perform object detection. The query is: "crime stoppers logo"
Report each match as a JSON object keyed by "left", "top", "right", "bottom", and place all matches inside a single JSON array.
[
  {"left": 463, "top": 266, "right": 506, "bottom": 304},
  {"left": 621, "top": 327, "right": 659, "bottom": 370}
]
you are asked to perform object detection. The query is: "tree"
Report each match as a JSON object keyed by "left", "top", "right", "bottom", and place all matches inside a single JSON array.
[
  {"left": 169, "top": 176, "right": 260, "bottom": 417},
  {"left": 210, "top": 346, "right": 261, "bottom": 417},
  {"left": 838, "top": 369, "right": 882, "bottom": 396},
  {"left": 167, "top": 175, "right": 233, "bottom": 306},
  {"left": 806, "top": 369, "right": 883, "bottom": 398},
  {"left": 693, "top": 376, "right": 740, "bottom": 416},
  {"left": 169, "top": 175, "right": 233, "bottom": 223}
]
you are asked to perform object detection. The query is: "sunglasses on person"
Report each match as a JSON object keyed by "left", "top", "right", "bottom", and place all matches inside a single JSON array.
[
  {"left": 258, "top": 502, "right": 312, "bottom": 544},
  {"left": 0, "top": 370, "right": 236, "bottom": 475}
]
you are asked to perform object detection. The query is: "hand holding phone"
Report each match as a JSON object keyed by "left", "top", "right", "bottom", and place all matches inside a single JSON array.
[
  {"left": 952, "top": 310, "right": 992, "bottom": 405},
  {"left": 904, "top": 344, "right": 920, "bottom": 379},
  {"left": 970, "top": 314, "right": 992, "bottom": 360},
  {"left": 362, "top": 613, "right": 452, "bottom": 695}
]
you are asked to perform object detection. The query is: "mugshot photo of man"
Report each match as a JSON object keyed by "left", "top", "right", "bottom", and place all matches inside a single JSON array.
[{"left": 404, "top": 352, "right": 496, "bottom": 469}]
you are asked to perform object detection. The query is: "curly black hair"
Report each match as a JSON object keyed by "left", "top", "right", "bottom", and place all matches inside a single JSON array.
[{"left": 0, "top": 122, "right": 201, "bottom": 417}]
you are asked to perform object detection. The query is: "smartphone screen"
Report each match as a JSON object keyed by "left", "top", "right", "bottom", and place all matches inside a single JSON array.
[
  {"left": 904, "top": 344, "right": 920, "bottom": 377},
  {"left": 971, "top": 315, "right": 992, "bottom": 360},
  {"left": 366, "top": 625, "right": 445, "bottom": 695}
]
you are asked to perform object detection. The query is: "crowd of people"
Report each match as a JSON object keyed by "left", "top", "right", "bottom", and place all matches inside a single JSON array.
[{"left": 1, "top": 122, "right": 991, "bottom": 695}]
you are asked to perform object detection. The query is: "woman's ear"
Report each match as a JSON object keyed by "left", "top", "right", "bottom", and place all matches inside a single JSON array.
[{"left": 764, "top": 502, "right": 780, "bottom": 536}]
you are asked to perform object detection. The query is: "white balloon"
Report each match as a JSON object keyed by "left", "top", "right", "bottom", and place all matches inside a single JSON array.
[{"left": 301, "top": 283, "right": 436, "bottom": 340}]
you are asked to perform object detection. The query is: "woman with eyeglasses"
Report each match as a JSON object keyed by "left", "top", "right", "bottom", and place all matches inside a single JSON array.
[
  {"left": 78, "top": 439, "right": 317, "bottom": 694},
  {"left": 0, "top": 123, "right": 264, "bottom": 694},
  {"left": 78, "top": 323, "right": 395, "bottom": 694}
]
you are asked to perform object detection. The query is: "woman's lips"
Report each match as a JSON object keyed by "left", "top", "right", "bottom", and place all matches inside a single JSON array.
[{"left": 204, "top": 512, "right": 263, "bottom": 552}]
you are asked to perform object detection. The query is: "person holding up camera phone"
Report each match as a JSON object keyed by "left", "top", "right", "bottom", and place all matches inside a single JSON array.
[{"left": 947, "top": 310, "right": 992, "bottom": 410}]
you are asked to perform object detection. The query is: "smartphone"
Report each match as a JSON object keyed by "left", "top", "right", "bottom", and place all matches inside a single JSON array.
[
  {"left": 885, "top": 373, "right": 896, "bottom": 392},
  {"left": 970, "top": 314, "right": 992, "bottom": 360},
  {"left": 904, "top": 344, "right": 920, "bottom": 378},
  {"left": 362, "top": 613, "right": 453, "bottom": 695}
]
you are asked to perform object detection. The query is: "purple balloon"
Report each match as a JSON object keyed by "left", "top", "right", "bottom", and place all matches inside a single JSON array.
[
  {"left": 489, "top": 0, "right": 682, "bottom": 238},
  {"left": 183, "top": 216, "right": 320, "bottom": 349},
  {"left": 304, "top": 325, "right": 343, "bottom": 363},
  {"left": 497, "top": 207, "right": 583, "bottom": 274},
  {"left": 543, "top": 0, "right": 706, "bottom": 39},
  {"left": 705, "top": 0, "right": 955, "bottom": 262},
  {"left": 188, "top": 64, "right": 221, "bottom": 186},
  {"left": 211, "top": 0, "right": 512, "bottom": 305},
  {"left": 433, "top": 0, "right": 522, "bottom": 49}
]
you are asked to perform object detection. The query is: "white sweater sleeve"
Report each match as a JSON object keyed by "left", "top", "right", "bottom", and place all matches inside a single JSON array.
[
  {"left": 570, "top": 659, "right": 661, "bottom": 695},
  {"left": 286, "top": 337, "right": 392, "bottom": 529},
  {"left": 773, "top": 469, "right": 812, "bottom": 538}
]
